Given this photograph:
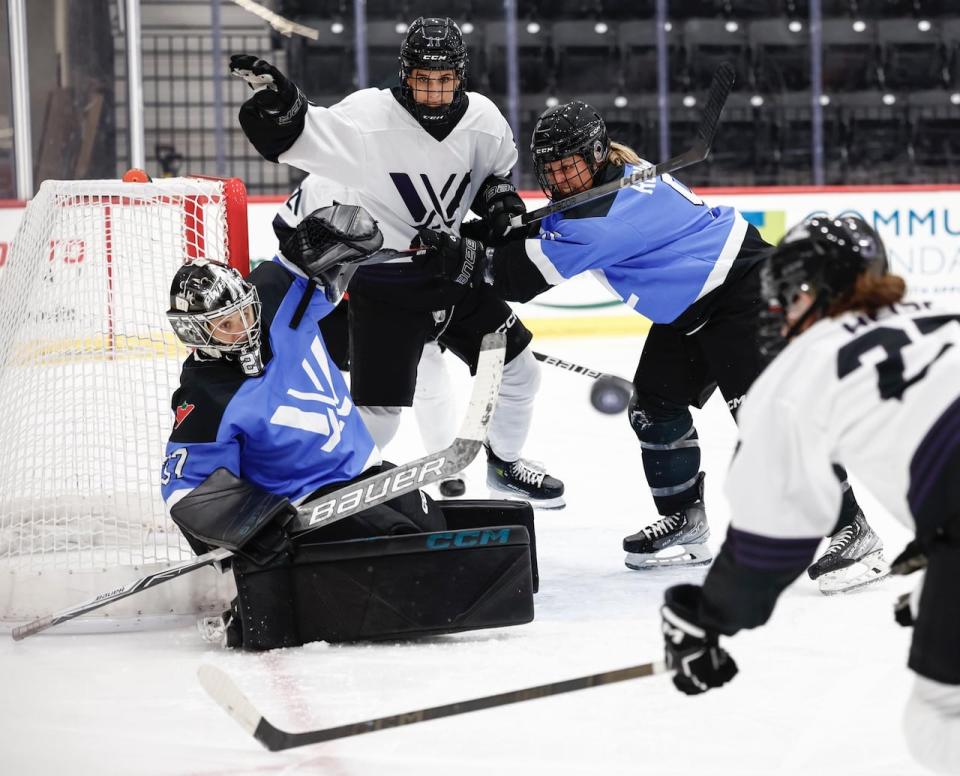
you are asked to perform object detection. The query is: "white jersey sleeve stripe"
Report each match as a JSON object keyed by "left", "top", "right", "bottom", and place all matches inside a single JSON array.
[{"left": 524, "top": 238, "right": 566, "bottom": 286}]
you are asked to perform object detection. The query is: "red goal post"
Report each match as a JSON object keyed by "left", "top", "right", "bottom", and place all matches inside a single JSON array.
[{"left": 0, "top": 173, "right": 248, "bottom": 628}]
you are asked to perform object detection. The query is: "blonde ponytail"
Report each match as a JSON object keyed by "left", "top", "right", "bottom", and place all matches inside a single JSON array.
[{"left": 607, "top": 140, "right": 645, "bottom": 166}]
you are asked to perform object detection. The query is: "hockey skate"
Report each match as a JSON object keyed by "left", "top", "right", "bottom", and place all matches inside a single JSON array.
[
  {"left": 624, "top": 477, "right": 711, "bottom": 570},
  {"left": 485, "top": 445, "right": 565, "bottom": 509},
  {"left": 808, "top": 510, "right": 889, "bottom": 595},
  {"left": 438, "top": 476, "right": 466, "bottom": 498},
  {"left": 196, "top": 607, "right": 242, "bottom": 648}
]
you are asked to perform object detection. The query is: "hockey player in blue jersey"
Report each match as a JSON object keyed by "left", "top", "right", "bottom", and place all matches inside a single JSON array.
[
  {"left": 162, "top": 203, "right": 446, "bottom": 563},
  {"left": 415, "top": 100, "right": 879, "bottom": 581},
  {"left": 161, "top": 204, "right": 538, "bottom": 651}
]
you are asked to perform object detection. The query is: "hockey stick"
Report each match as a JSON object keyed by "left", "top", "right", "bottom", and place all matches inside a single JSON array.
[
  {"left": 11, "top": 333, "right": 505, "bottom": 641},
  {"left": 509, "top": 62, "right": 736, "bottom": 231},
  {"left": 199, "top": 659, "right": 669, "bottom": 751},
  {"left": 533, "top": 351, "right": 631, "bottom": 386},
  {"left": 533, "top": 352, "right": 634, "bottom": 414}
]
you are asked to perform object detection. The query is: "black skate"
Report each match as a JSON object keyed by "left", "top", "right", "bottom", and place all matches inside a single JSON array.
[
  {"left": 438, "top": 476, "right": 466, "bottom": 498},
  {"left": 623, "top": 474, "right": 711, "bottom": 570},
  {"left": 485, "top": 445, "right": 565, "bottom": 509},
  {"left": 807, "top": 510, "right": 888, "bottom": 595}
]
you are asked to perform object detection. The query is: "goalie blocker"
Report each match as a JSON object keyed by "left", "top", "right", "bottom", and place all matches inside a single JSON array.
[{"left": 172, "top": 471, "right": 538, "bottom": 651}]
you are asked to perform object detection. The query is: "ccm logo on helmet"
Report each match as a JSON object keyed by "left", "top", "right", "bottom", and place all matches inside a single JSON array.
[{"left": 421, "top": 54, "right": 448, "bottom": 61}]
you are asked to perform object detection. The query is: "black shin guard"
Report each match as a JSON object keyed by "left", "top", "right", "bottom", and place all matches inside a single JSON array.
[{"left": 629, "top": 395, "right": 702, "bottom": 515}]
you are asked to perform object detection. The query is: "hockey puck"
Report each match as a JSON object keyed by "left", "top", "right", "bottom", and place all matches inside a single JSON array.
[{"left": 590, "top": 375, "right": 633, "bottom": 415}]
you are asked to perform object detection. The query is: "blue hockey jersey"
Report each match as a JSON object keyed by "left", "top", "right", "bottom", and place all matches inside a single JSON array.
[
  {"left": 522, "top": 165, "right": 749, "bottom": 324},
  {"left": 160, "top": 258, "right": 380, "bottom": 511}
]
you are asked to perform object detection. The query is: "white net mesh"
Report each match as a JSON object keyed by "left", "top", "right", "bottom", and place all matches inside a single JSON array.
[{"left": 0, "top": 177, "right": 246, "bottom": 622}]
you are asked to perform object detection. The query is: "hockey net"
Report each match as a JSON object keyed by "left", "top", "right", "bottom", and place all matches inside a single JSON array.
[{"left": 0, "top": 175, "right": 248, "bottom": 626}]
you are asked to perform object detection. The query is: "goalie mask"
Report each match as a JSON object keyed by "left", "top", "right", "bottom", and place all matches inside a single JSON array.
[
  {"left": 167, "top": 260, "right": 264, "bottom": 376},
  {"left": 531, "top": 100, "right": 609, "bottom": 199},
  {"left": 758, "top": 215, "right": 888, "bottom": 363},
  {"left": 281, "top": 203, "right": 384, "bottom": 303},
  {"left": 399, "top": 17, "right": 468, "bottom": 128}
]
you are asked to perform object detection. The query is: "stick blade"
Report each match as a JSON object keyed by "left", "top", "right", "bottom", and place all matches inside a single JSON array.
[
  {"left": 456, "top": 331, "right": 505, "bottom": 443},
  {"left": 198, "top": 664, "right": 264, "bottom": 739},
  {"left": 696, "top": 62, "right": 737, "bottom": 152}
]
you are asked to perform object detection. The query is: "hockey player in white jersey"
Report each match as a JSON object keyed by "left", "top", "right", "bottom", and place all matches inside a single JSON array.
[
  {"left": 657, "top": 215, "right": 960, "bottom": 774},
  {"left": 230, "top": 17, "right": 564, "bottom": 508},
  {"left": 274, "top": 173, "right": 467, "bottom": 497}
]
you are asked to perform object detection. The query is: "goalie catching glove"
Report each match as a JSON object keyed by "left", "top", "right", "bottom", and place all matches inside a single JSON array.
[
  {"left": 661, "top": 584, "right": 739, "bottom": 695},
  {"left": 282, "top": 203, "right": 384, "bottom": 303}
]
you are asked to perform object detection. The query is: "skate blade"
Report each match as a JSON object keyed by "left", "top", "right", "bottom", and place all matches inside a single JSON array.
[
  {"left": 624, "top": 544, "right": 713, "bottom": 571},
  {"left": 486, "top": 484, "right": 566, "bottom": 510},
  {"left": 818, "top": 550, "right": 890, "bottom": 595}
]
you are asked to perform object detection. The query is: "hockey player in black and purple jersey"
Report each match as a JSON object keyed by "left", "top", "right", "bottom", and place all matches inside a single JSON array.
[{"left": 658, "top": 215, "right": 960, "bottom": 773}]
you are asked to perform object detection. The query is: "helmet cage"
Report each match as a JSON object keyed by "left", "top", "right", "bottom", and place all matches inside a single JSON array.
[
  {"left": 167, "top": 261, "right": 264, "bottom": 376},
  {"left": 531, "top": 101, "right": 609, "bottom": 198},
  {"left": 756, "top": 215, "right": 888, "bottom": 363},
  {"left": 399, "top": 17, "right": 468, "bottom": 126},
  {"left": 167, "top": 290, "right": 261, "bottom": 353}
]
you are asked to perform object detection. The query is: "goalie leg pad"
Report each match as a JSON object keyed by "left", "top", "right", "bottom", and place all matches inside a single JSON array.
[
  {"left": 230, "top": 525, "right": 535, "bottom": 650},
  {"left": 438, "top": 499, "right": 538, "bottom": 593}
]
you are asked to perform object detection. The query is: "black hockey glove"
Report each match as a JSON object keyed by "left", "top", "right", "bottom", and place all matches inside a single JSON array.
[
  {"left": 661, "top": 584, "right": 739, "bottom": 696},
  {"left": 230, "top": 54, "right": 306, "bottom": 162},
  {"left": 472, "top": 176, "right": 526, "bottom": 247},
  {"left": 413, "top": 228, "right": 488, "bottom": 290}
]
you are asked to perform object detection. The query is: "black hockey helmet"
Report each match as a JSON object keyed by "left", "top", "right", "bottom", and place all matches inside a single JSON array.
[
  {"left": 281, "top": 202, "right": 384, "bottom": 303},
  {"left": 530, "top": 100, "right": 609, "bottom": 198},
  {"left": 758, "top": 215, "right": 889, "bottom": 361},
  {"left": 399, "top": 17, "right": 468, "bottom": 127},
  {"left": 167, "top": 260, "right": 264, "bottom": 376}
]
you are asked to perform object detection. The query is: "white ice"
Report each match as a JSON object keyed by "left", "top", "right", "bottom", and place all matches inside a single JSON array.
[{"left": 0, "top": 336, "right": 927, "bottom": 775}]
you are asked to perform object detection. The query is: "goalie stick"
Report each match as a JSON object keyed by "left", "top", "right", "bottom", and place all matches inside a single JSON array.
[
  {"left": 11, "top": 333, "right": 505, "bottom": 641},
  {"left": 509, "top": 62, "right": 736, "bottom": 232},
  {"left": 199, "top": 659, "right": 669, "bottom": 751}
]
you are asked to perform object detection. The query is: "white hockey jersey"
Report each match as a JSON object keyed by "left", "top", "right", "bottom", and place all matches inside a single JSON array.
[
  {"left": 278, "top": 89, "right": 517, "bottom": 252},
  {"left": 726, "top": 300, "right": 960, "bottom": 541},
  {"left": 272, "top": 174, "right": 353, "bottom": 248}
]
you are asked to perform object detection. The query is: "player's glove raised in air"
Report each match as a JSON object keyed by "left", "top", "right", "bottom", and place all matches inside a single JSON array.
[
  {"left": 413, "top": 228, "right": 488, "bottom": 290},
  {"left": 661, "top": 584, "right": 738, "bottom": 695},
  {"left": 472, "top": 176, "right": 526, "bottom": 247},
  {"left": 230, "top": 54, "right": 307, "bottom": 162}
]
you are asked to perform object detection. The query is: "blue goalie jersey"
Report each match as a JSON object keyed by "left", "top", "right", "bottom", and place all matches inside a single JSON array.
[
  {"left": 160, "top": 258, "right": 380, "bottom": 511},
  {"left": 526, "top": 166, "right": 749, "bottom": 324}
]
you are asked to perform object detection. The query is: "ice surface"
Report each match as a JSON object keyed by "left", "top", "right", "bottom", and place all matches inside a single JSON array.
[{"left": 0, "top": 336, "right": 927, "bottom": 775}]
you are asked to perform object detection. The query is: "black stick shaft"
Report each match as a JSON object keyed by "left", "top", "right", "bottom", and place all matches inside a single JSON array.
[{"left": 237, "top": 661, "right": 667, "bottom": 750}]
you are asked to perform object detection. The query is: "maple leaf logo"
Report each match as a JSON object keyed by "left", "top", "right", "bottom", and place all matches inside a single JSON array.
[{"left": 174, "top": 401, "right": 195, "bottom": 429}]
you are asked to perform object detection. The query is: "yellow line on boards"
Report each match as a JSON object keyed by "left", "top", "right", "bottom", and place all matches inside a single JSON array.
[{"left": 523, "top": 315, "right": 652, "bottom": 339}]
